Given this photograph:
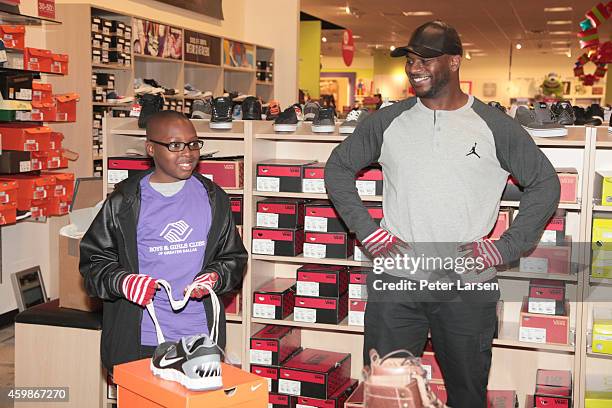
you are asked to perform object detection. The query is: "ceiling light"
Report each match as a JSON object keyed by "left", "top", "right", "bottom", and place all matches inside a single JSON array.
[
  {"left": 353, "top": 35, "right": 361, "bottom": 39},
  {"left": 566, "top": 50, "right": 572, "bottom": 58},
  {"left": 547, "top": 20, "right": 572, "bottom": 25},
  {"left": 465, "top": 51, "right": 472, "bottom": 60},
  {"left": 466, "top": 49, "right": 483, "bottom": 52},
  {"left": 549, "top": 31, "right": 572, "bottom": 35},
  {"left": 551, "top": 41, "right": 570, "bottom": 45},
  {"left": 345, "top": 5, "right": 351, "bottom": 14},
  {"left": 472, "top": 53, "right": 488, "bottom": 57},
  {"left": 402, "top": 11, "right": 433, "bottom": 16},
  {"left": 544, "top": 6, "right": 573, "bottom": 12},
  {"left": 515, "top": 43, "right": 522, "bottom": 49},
  {"left": 321, "top": 36, "right": 327, "bottom": 43},
  {"left": 462, "top": 42, "right": 475, "bottom": 46},
  {"left": 390, "top": 45, "right": 396, "bottom": 51}
]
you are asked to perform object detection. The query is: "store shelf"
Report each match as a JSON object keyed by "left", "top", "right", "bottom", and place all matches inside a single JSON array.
[
  {"left": 251, "top": 254, "right": 371, "bottom": 267},
  {"left": 184, "top": 60, "right": 222, "bottom": 69},
  {"left": 0, "top": 5, "right": 62, "bottom": 25},
  {"left": 496, "top": 269, "right": 578, "bottom": 282},
  {"left": 500, "top": 200, "right": 581, "bottom": 210},
  {"left": 252, "top": 191, "right": 382, "bottom": 202},
  {"left": 0, "top": 65, "right": 63, "bottom": 76},
  {"left": 226, "top": 313, "right": 243, "bottom": 323},
  {"left": 595, "top": 127, "right": 612, "bottom": 148},
  {"left": 590, "top": 277, "right": 612, "bottom": 286},
  {"left": 593, "top": 205, "right": 612, "bottom": 212},
  {"left": 92, "top": 102, "right": 133, "bottom": 108},
  {"left": 587, "top": 350, "right": 612, "bottom": 359},
  {"left": 134, "top": 54, "right": 182, "bottom": 64},
  {"left": 531, "top": 129, "right": 586, "bottom": 147},
  {"left": 225, "top": 189, "right": 244, "bottom": 195},
  {"left": 223, "top": 65, "right": 256, "bottom": 73},
  {"left": 109, "top": 118, "right": 245, "bottom": 139},
  {"left": 251, "top": 316, "right": 364, "bottom": 334},
  {"left": 255, "top": 133, "right": 347, "bottom": 142},
  {"left": 493, "top": 322, "right": 574, "bottom": 353},
  {"left": 256, "top": 81, "right": 273, "bottom": 86},
  {"left": 92, "top": 63, "right": 131, "bottom": 71}
]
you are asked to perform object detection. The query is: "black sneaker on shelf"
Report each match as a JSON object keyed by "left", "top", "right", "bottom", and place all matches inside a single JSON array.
[
  {"left": 209, "top": 96, "right": 233, "bottom": 129},
  {"left": 339, "top": 108, "right": 368, "bottom": 134},
  {"left": 573, "top": 106, "right": 587, "bottom": 125},
  {"left": 143, "top": 78, "right": 163, "bottom": 88},
  {"left": 551, "top": 101, "right": 575, "bottom": 125},
  {"left": 586, "top": 103, "right": 605, "bottom": 126},
  {"left": 303, "top": 101, "right": 319, "bottom": 122},
  {"left": 487, "top": 101, "right": 506, "bottom": 113},
  {"left": 242, "top": 96, "right": 262, "bottom": 120},
  {"left": 311, "top": 106, "right": 335, "bottom": 133},
  {"left": 138, "top": 94, "right": 164, "bottom": 129},
  {"left": 190, "top": 99, "right": 211, "bottom": 119},
  {"left": 274, "top": 106, "right": 298, "bottom": 132},
  {"left": 515, "top": 104, "right": 567, "bottom": 137}
]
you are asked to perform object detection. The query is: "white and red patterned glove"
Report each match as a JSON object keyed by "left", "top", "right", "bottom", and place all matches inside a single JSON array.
[
  {"left": 188, "top": 272, "right": 220, "bottom": 299},
  {"left": 121, "top": 274, "right": 158, "bottom": 306},
  {"left": 362, "top": 227, "right": 411, "bottom": 258},
  {"left": 460, "top": 239, "right": 503, "bottom": 272}
]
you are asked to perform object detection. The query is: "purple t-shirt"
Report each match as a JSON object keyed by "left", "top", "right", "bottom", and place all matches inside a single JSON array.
[{"left": 138, "top": 175, "right": 212, "bottom": 346}]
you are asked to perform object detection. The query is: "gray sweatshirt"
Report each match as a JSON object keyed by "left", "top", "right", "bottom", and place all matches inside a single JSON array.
[{"left": 325, "top": 96, "right": 560, "bottom": 281}]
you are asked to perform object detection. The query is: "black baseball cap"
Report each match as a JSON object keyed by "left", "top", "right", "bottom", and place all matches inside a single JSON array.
[{"left": 391, "top": 20, "right": 463, "bottom": 58}]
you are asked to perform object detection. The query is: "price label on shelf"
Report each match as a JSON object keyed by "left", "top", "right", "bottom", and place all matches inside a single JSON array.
[
  {"left": 293, "top": 307, "right": 316, "bottom": 323},
  {"left": 256, "top": 212, "right": 279, "bottom": 228},
  {"left": 304, "top": 216, "right": 328, "bottom": 232},
  {"left": 252, "top": 303, "right": 276, "bottom": 319},
  {"left": 303, "top": 243, "right": 326, "bottom": 259},
  {"left": 302, "top": 179, "right": 325, "bottom": 193},
  {"left": 249, "top": 349, "right": 272, "bottom": 366},
  {"left": 278, "top": 379, "right": 301, "bottom": 396},
  {"left": 252, "top": 239, "right": 275, "bottom": 255},
  {"left": 296, "top": 281, "right": 319, "bottom": 297},
  {"left": 257, "top": 177, "right": 280, "bottom": 192},
  {"left": 519, "top": 327, "right": 546, "bottom": 344},
  {"left": 356, "top": 180, "right": 376, "bottom": 196}
]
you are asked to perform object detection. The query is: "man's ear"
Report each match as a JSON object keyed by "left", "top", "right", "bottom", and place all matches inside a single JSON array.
[
  {"left": 145, "top": 141, "right": 154, "bottom": 157},
  {"left": 450, "top": 55, "right": 461, "bottom": 72}
]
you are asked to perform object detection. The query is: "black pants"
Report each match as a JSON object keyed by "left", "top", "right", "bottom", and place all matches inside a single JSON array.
[
  {"left": 140, "top": 345, "right": 157, "bottom": 359},
  {"left": 364, "top": 274, "right": 499, "bottom": 408}
]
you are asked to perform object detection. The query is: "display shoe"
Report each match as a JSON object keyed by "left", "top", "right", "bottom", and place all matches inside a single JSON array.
[
  {"left": 311, "top": 106, "right": 336, "bottom": 133},
  {"left": 291, "top": 103, "right": 304, "bottom": 121},
  {"left": 573, "top": 106, "right": 587, "bottom": 125},
  {"left": 364, "top": 349, "right": 447, "bottom": 408},
  {"left": 138, "top": 93, "right": 164, "bottom": 129},
  {"left": 274, "top": 106, "right": 298, "bottom": 132},
  {"left": 303, "top": 101, "right": 319, "bottom": 122},
  {"left": 241, "top": 96, "right": 262, "bottom": 120},
  {"left": 586, "top": 103, "right": 605, "bottom": 126},
  {"left": 515, "top": 104, "right": 567, "bottom": 137},
  {"left": 551, "top": 101, "right": 575, "bottom": 125},
  {"left": 190, "top": 99, "right": 211, "bottom": 119},
  {"left": 148, "top": 280, "right": 223, "bottom": 391},
  {"left": 339, "top": 108, "right": 368, "bottom": 134},
  {"left": 209, "top": 96, "right": 233, "bottom": 129}
]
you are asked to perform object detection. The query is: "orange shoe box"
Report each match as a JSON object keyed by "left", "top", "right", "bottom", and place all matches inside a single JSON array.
[
  {"left": 43, "top": 172, "right": 74, "bottom": 201},
  {"left": 0, "top": 179, "right": 18, "bottom": 205},
  {"left": 50, "top": 131, "right": 63, "bottom": 150},
  {"left": 0, "top": 202, "right": 17, "bottom": 225},
  {"left": 30, "top": 101, "right": 57, "bottom": 122},
  {"left": 519, "top": 297, "right": 570, "bottom": 345},
  {"left": 51, "top": 53, "right": 69, "bottom": 75},
  {"left": 55, "top": 93, "right": 78, "bottom": 122},
  {"left": 32, "top": 82, "right": 53, "bottom": 104},
  {"left": 24, "top": 47, "right": 53, "bottom": 72},
  {"left": 31, "top": 150, "right": 68, "bottom": 170},
  {"left": 47, "top": 197, "right": 69, "bottom": 216},
  {"left": 114, "top": 359, "right": 268, "bottom": 408},
  {"left": 0, "top": 124, "right": 52, "bottom": 152},
  {"left": 0, "top": 25, "right": 25, "bottom": 49},
  {"left": 1, "top": 174, "right": 55, "bottom": 212}
]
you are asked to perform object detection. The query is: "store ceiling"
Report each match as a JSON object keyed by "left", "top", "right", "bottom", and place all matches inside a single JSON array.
[{"left": 301, "top": 0, "right": 610, "bottom": 59}]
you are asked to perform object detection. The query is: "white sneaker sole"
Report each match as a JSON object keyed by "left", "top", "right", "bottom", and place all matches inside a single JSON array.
[
  {"left": 522, "top": 126, "right": 568, "bottom": 138},
  {"left": 311, "top": 124, "right": 335, "bottom": 133},
  {"left": 150, "top": 360, "right": 223, "bottom": 391},
  {"left": 338, "top": 126, "right": 355, "bottom": 134},
  {"left": 209, "top": 121, "right": 233, "bottom": 130},
  {"left": 274, "top": 123, "right": 298, "bottom": 132}
]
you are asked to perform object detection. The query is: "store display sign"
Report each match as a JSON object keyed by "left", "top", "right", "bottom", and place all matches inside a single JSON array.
[
  {"left": 156, "top": 0, "right": 223, "bottom": 20},
  {"left": 342, "top": 29, "right": 354, "bottom": 67},
  {"left": 38, "top": 0, "right": 55, "bottom": 19},
  {"left": 132, "top": 18, "right": 183, "bottom": 60},
  {"left": 223, "top": 39, "right": 254, "bottom": 69},
  {"left": 184, "top": 30, "right": 221, "bottom": 65}
]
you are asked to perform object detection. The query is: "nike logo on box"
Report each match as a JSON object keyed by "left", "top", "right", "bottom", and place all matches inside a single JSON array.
[{"left": 251, "top": 383, "right": 263, "bottom": 392}]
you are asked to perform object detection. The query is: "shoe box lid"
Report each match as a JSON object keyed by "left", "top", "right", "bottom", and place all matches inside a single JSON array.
[
  {"left": 298, "top": 264, "right": 347, "bottom": 273},
  {"left": 355, "top": 165, "right": 382, "bottom": 181},
  {"left": 255, "top": 278, "right": 296, "bottom": 295},
  {"left": 114, "top": 359, "right": 268, "bottom": 407},
  {"left": 535, "top": 369, "right": 572, "bottom": 396},
  {"left": 258, "top": 159, "right": 318, "bottom": 167},
  {"left": 282, "top": 348, "right": 351, "bottom": 373},
  {"left": 252, "top": 324, "right": 295, "bottom": 340}
]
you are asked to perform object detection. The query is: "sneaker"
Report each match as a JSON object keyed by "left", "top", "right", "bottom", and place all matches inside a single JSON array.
[
  {"left": 551, "top": 101, "right": 575, "bottom": 125},
  {"left": 586, "top": 103, "right": 605, "bottom": 126},
  {"left": 232, "top": 103, "right": 242, "bottom": 120},
  {"left": 515, "top": 105, "right": 567, "bottom": 137},
  {"left": 143, "top": 78, "right": 162, "bottom": 88},
  {"left": 339, "top": 109, "right": 368, "bottom": 134},
  {"left": 184, "top": 83, "right": 202, "bottom": 98},
  {"left": 242, "top": 96, "right": 262, "bottom": 120},
  {"left": 150, "top": 334, "right": 222, "bottom": 391},
  {"left": 265, "top": 100, "right": 281, "bottom": 121},
  {"left": 487, "top": 101, "right": 506, "bottom": 113},
  {"left": 191, "top": 99, "right": 211, "bottom": 119},
  {"left": 209, "top": 96, "right": 233, "bottom": 129},
  {"left": 573, "top": 106, "right": 587, "bottom": 125},
  {"left": 138, "top": 94, "right": 164, "bottom": 129},
  {"left": 106, "top": 92, "right": 134, "bottom": 104},
  {"left": 274, "top": 106, "right": 298, "bottom": 132},
  {"left": 311, "top": 106, "right": 335, "bottom": 133},
  {"left": 303, "top": 101, "right": 319, "bottom": 122},
  {"left": 134, "top": 78, "right": 164, "bottom": 95},
  {"left": 291, "top": 103, "right": 304, "bottom": 121}
]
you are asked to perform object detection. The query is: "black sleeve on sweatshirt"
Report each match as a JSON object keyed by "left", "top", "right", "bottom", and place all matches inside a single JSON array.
[
  {"left": 473, "top": 100, "right": 561, "bottom": 263},
  {"left": 325, "top": 98, "right": 417, "bottom": 242}
]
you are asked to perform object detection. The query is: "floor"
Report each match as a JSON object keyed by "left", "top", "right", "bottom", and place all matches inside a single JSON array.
[{"left": 0, "top": 324, "right": 15, "bottom": 408}]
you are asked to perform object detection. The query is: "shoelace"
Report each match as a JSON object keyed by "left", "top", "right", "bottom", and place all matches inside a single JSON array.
[
  {"left": 145, "top": 279, "right": 220, "bottom": 345},
  {"left": 345, "top": 109, "right": 361, "bottom": 122}
]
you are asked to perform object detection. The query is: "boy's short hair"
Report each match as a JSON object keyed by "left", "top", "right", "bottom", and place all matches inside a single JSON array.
[{"left": 145, "top": 110, "right": 192, "bottom": 140}]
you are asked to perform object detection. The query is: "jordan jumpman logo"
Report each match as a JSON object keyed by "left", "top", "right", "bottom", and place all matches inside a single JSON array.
[{"left": 466, "top": 142, "right": 480, "bottom": 158}]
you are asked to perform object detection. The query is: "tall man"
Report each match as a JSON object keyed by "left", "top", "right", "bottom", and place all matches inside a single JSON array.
[{"left": 325, "top": 21, "right": 560, "bottom": 407}]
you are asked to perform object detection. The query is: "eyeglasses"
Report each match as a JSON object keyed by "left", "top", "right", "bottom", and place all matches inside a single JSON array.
[{"left": 149, "top": 139, "right": 203, "bottom": 152}]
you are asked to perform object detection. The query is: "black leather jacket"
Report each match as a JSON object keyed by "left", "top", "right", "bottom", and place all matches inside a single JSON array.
[{"left": 79, "top": 171, "right": 247, "bottom": 372}]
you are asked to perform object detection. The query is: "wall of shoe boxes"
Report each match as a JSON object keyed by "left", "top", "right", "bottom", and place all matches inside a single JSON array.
[{"left": 0, "top": 24, "right": 78, "bottom": 224}]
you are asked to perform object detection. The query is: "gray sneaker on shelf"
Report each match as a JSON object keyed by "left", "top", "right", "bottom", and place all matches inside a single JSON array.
[
  {"left": 339, "top": 109, "right": 368, "bottom": 134},
  {"left": 515, "top": 104, "right": 567, "bottom": 137},
  {"left": 190, "top": 99, "right": 211, "bottom": 119},
  {"left": 303, "top": 101, "right": 320, "bottom": 122},
  {"left": 311, "top": 106, "right": 335, "bottom": 133},
  {"left": 551, "top": 101, "right": 575, "bottom": 125}
]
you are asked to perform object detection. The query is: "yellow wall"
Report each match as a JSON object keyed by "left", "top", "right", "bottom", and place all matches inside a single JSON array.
[
  {"left": 299, "top": 21, "right": 322, "bottom": 99},
  {"left": 321, "top": 55, "right": 374, "bottom": 96}
]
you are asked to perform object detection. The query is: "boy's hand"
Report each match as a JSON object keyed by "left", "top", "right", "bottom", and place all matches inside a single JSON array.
[
  {"left": 121, "top": 274, "right": 158, "bottom": 306},
  {"left": 187, "top": 272, "right": 220, "bottom": 299}
]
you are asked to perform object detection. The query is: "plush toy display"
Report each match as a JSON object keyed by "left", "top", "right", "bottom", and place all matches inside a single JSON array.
[{"left": 541, "top": 72, "right": 564, "bottom": 99}]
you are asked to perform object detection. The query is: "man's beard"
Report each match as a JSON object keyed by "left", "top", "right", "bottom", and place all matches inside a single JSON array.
[{"left": 414, "top": 70, "right": 451, "bottom": 99}]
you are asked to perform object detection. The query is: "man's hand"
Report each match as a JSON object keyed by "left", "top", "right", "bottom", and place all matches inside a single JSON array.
[
  {"left": 362, "top": 227, "right": 411, "bottom": 258},
  {"left": 458, "top": 239, "right": 503, "bottom": 273},
  {"left": 121, "top": 274, "right": 158, "bottom": 306},
  {"left": 187, "top": 272, "right": 220, "bottom": 299}
]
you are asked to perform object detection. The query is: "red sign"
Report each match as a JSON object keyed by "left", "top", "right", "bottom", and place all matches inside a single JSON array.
[
  {"left": 38, "top": 0, "right": 55, "bottom": 19},
  {"left": 342, "top": 29, "right": 354, "bottom": 66}
]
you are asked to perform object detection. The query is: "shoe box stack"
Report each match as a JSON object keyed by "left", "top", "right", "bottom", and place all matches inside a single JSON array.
[
  {"left": 519, "top": 279, "right": 570, "bottom": 346},
  {"left": 91, "top": 16, "right": 132, "bottom": 67},
  {"left": 256, "top": 59, "right": 273, "bottom": 82},
  {"left": 162, "top": 98, "right": 184, "bottom": 114},
  {"left": 248, "top": 325, "right": 356, "bottom": 408},
  {"left": 294, "top": 264, "right": 349, "bottom": 325},
  {"left": 534, "top": 369, "right": 572, "bottom": 407},
  {"left": 92, "top": 72, "right": 115, "bottom": 103}
]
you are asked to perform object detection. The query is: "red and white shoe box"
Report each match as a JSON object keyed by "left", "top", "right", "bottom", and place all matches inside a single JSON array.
[
  {"left": 252, "top": 278, "right": 296, "bottom": 320},
  {"left": 527, "top": 279, "right": 566, "bottom": 315},
  {"left": 107, "top": 156, "right": 153, "bottom": 185},
  {"left": 556, "top": 168, "right": 578, "bottom": 204},
  {"left": 429, "top": 381, "right": 448, "bottom": 405},
  {"left": 348, "top": 267, "right": 369, "bottom": 300},
  {"left": 534, "top": 369, "right": 572, "bottom": 408},
  {"left": 304, "top": 231, "right": 353, "bottom": 259},
  {"left": 421, "top": 343, "right": 443, "bottom": 382},
  {"left": 229, "top": 195, "right": 243, "bottom": 226},
  {"left": 302, "top": 162, "right": 326, "bottom": 193},
  {"left": 250, "top": 325, "right": 301, "bottom": 366},
  {"left": 519, "top": 243, "right": 572, "bottom": 275},
  {"left": 291, "top": 378, "right": 358, "bottom": 408},
  {"left": 541, "top": 210, "right": 566, "bottom": 245},
  {"left": 487, "top": 209, "right": 512, "bottom": 240},
  {"left": 519, "top": 297, "right": 570, "bottom": 345},
  {"left": 348, "top": 299, "right": 366, "bottom": 326},
  {"left": 293, "top": 292, "right": 348, "bottom": 324},
  {"left": 487, "top": 390, "right": 518, "bottom": 408},
  {"left": 256, "top": 198, "right": 306, "bottom": 229},
  {"left": 269, "top": 392, "right": 291, "bottom": 408},
  {"left": 221, "top": 292, "right": 241, "bottom": 314},
  {"left": 252, "top": 227, "right": 305, "bottom": 257},
  {"left": 296, "top": 264, "right": 348, "bottom": 298},
  {"left": 279, "top": 348, "right": 351, "bottom": 399},
  {"left": 355, "top": 165, "right": 383, "bottom": 196},
  {"left": 197, "top": 156, "right": 244, "bottom": 189},
  {"left": 251, "top": 364, "right": 280, "bottom": 392},
  {"left": 304, "top": 201, "right": 348, "bottom": 233},
  {"left": 257, "top": 159, "right": 317, "bottom": 193}
]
